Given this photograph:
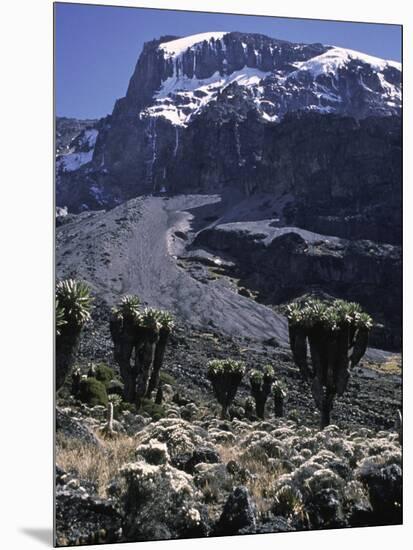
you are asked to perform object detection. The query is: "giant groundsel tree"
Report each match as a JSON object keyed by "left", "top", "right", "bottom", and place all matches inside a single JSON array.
[
  {"left": 286, "top": 298, "right": 372, "bottom": 428},
  {"left": 110, "top": 295, "right": 174, "bottom": 407},
  {"left": 56, "top": 279, "right": 93, "bottom": 390},
  {"left": 207, "top": 359, "right": 245, "bottom": 419},
  {"left": 249, "top": 365, "right": 275, "bottom": 419}
]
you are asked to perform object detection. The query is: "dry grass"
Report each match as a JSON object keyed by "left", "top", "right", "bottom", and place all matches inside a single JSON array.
[
  {"left": 56, "top": 432, "right": 137, "bottom": 497},
  {"left": 365, "top": 356, "right": 402, "bottom": 375},
  {"left": 217, "top": 443, "right": 285, "bottom": 515}
]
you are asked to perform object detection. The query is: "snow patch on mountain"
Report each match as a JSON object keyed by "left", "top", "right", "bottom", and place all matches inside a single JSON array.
[
  {"left": 56, "top": 129, "right": 98, "bottom": 172},
  {"left": 291, "top": 46, "right": 401, "bottom": 78},
  {"left": 159, "top": 32, "right": 228, "bottom": 58},
  {"left": 58, "top": 151, "right": 94, "bottom": 172},
  {"left": 142, "top": 66, "right": 271, "bottom": 126},
  {"left": 285, "top": 46, "right": 402, "bottom": 112},
  {"left": 80, "top": 129, "right": 99, "bottom": 149},
  {"left": 157, "top": 66, "right": 271, "bottom": 99}
]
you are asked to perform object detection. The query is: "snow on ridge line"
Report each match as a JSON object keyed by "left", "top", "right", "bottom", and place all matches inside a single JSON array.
[
  {"left": 159, "top": 32, "right": 228, "bottom": 58},
  {"left": 292, "top": 46, "right": 401, "bottom": 78},
  {"left": 156, "top": 66, "right": 271, "bottom": 99}
]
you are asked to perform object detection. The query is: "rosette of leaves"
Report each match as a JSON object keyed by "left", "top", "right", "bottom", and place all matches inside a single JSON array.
[
  {"left": 244, "top": 396, "right": 256, "bottom": 420},
  {"left": 55, "top": 300, "right": 66, "bottom": 336},
  {"left": 141, "top": 308, "right": 161, "bottom": 331},
  {"left": 286, "top": 298, "right": 373, "bottom": 428},
  {"left": 272, "top": 380, "right": 287, "bottom": 417},
  {"left": 146, "top": 311, "right": 174, "bottom": 398},
  {"left": 111, "top": 295, "right": 142, "bottom": 327},
  {"left": 207, "top": 359, "right": 246, "bottom": 419},
  {"left": 249, "top": 365, "right": 275, "bottom": 419},
  {"left": 55, "top": 279, "right": 93, "bottom": 391},
  {"left": 56, "top": 279, "right": 92, "bottom": 328}
]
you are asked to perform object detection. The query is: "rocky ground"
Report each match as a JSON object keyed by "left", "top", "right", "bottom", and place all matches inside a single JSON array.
[{"left": 56, "top": 358, "right": 402, "bottom": 545}]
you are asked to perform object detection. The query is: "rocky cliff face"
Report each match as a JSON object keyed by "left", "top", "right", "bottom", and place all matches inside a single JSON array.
[
  {"left": 56, "top": 117, "right": 98, "bottom": 155},
  {"left": 56, "top": 31, "right": 401, "bottom": 224},
  {"left": 193, "top": 222, "right": 401, "bottom": 350}
]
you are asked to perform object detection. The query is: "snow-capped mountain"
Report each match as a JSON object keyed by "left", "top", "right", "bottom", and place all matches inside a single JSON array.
[
  {"left": 133, "top": 33, "right": 401, "bottom": 126},
  {"left": 121, "top": 31, "right": 401, "bottom": 126},
  {"left": 56, "top": 31, "right": 401, "bottom": 221}
]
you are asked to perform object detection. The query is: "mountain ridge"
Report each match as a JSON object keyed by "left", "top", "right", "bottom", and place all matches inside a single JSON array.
[{"left": 56, "top": 31, "right": 402, "bottom": 233}]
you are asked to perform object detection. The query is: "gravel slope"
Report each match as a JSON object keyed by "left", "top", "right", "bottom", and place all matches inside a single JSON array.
[{"left": 56, "top": 195, "right": 289, "bottom": 343}]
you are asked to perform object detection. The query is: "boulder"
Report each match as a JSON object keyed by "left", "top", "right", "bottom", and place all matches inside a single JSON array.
[
  {"left": 120, "top": 460, "right": 208, "bottom": 540},
  {"left": 306, "top": 488, "right": 345, "bottom": 529},
  {"left": 136, "top": 440, "right": 170, "bottom": 465},
  {"left": 55, "top": 472, "right": 122, "bottom": 546},
  {"left": 185, "top": 447, "right": 221, "bottom": 474},
  {"left": 214, "top": 486, "right": 257, "bottom": 536},
  {"left": 56, "top": 408, "right": 100, "bottom": 447},
  {"left": 356, "top": 456, "right": 402, "bottom": 525}
]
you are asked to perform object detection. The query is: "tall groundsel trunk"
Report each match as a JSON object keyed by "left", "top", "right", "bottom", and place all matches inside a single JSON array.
[{"left": 146, "top": 327, "right": 170, "bottom": 398}]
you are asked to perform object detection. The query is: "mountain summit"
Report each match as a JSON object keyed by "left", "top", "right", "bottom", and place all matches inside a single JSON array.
[{"left": 124, "top": 31, "right": 401, "bottom": 127}]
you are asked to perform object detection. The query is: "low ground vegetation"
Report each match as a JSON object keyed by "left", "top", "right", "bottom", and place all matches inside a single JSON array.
[
  {"left": 55, "top": 286, "right": 402, "bottom": 545},
  {"left": 56, "top": 393, "right": 401, "bottom": 545}
]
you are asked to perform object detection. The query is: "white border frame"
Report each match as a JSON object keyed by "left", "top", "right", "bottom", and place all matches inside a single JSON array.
[{"left": 1, "top": 0, "right": 410, "bottom": 548}]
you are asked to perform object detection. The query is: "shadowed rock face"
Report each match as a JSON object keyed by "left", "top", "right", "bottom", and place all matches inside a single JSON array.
[
  {"left": 169, "top": 113, "right": 401, "bottom": 244},
  {"left": 57, "top": 112, "right": 401, "bottom": 248},
  {"left": 194, "top": 223, "right": 401, "bottom": 350}
]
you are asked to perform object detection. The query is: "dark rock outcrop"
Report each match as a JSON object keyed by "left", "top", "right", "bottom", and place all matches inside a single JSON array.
[
  {"left": 56, "top": 408, "right": 101, "bottom": 447},
  {"left": 194, "top": 222, "right": 401, "bottom": 350},
  {"left": 357, "top": 461, "right": 402, "bottom": 525},
  {"left": 55, "top": 468, "right": 122, "bottom": 546},
  {"left": 56, "top": 117, "right": 98, "bottom": 156},
  {"left": 214, "top": 485, "right": 257, "bottom": 535}
]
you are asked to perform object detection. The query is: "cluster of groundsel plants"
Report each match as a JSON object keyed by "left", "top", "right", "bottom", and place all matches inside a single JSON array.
[
  {"left": 249, "top": 365, "right": 278, "bottom": 419},
  {"left": 271, "top": 380, "right": 286, "bottom": 397},
  {"left": 56, "top": 279, "right": 93, "bottom": 331},
  {"left": 111, "top": 296, "right": 174, "bottom": 332},
  {"left": 286, "top": 297, "right": 373, "bottom": 428},
  {"left": 286, "top": 298, "right": 373, "bottom": 331},
  {"left": 110, "top": 294, "right": 175, "bottom": 404}
]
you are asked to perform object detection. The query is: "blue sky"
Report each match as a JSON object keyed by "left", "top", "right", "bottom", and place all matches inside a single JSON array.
[{"left": 55, "top": 2, "right": 402, "bottom": 119}]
